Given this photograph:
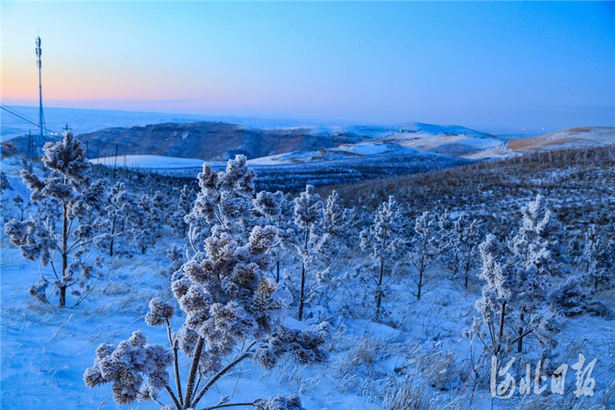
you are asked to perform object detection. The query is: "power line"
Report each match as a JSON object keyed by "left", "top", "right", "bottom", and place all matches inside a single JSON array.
[{"left": 0, "top": 105, "right": 58, "bottom": 135}]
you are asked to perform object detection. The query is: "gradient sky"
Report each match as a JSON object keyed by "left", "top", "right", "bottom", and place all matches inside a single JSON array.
[{"left": 2, "top": 1, "right": 614, "bottom": 133}]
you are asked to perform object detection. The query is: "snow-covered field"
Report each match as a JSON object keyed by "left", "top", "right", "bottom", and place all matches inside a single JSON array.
[
  {"left": 3, "top": 140, "right": 615, "bottom": 410},
  {"left": 90, "top": 155, "right": 220, "bottom": 171}
]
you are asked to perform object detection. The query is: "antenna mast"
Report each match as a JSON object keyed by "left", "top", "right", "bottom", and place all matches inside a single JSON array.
[{"left": 36, "top": 36, "right": 46, "bottom": 148}]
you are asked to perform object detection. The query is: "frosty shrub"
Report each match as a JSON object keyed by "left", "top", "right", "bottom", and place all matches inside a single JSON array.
[
  {"left": 507, "top": 194, "right": 560, "bottom": 353},
  {"left": 130, "top": 194, "right": 156, "bottom": 254},
  {"left": 439, "top": 212, "right": 480, "bottom": 290},
  {"left": 578, "top": 224, "right": 613, "bottom": 292},
  {"left": 253, "top": 190, "right": 289, "bottom": 283},
  {"left": 105, "top": 181, "right": 129, "bottom": 257},
  {"left": 85, "top": 156, "right": 329, "bottom": 409},
  {"left": 360, "top": 196, "right": 406, "bottom": 321},
  {"left": 469, "top": 234, "right": 513, "bottom": 357},
  {"left": 312, "top": 190, "right": 355, "bottom": 312},
  {"left": 174, "top": 184, "right": 195, "bottom": 237},
  {"left": 5, "top": 132, "right": 107, "bottom": 307},
  {"left": 12, "top": 194, "right": 28, "bottom": 222},
  {"left": 292, "top": 184, "right": 324, "bottom": 321},
  {"left": 0, "top": 171, "right": 11, "bottom": 192},
  {"left": 408, "top": 211, "right": 438, "bottom": 301},
  {"left": 470, "top": 196, "right": 561, "bottom": 359}
]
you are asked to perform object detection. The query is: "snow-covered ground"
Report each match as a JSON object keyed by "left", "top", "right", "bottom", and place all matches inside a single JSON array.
[
  {"left": 248, "top": 142, "right": 433, "bottom": 165},
  {"left": 90, "top": 155, "right": 217, "bottom": 170},
  {"left": 3, "top": 150, "right": 615, "bottom": 410}
]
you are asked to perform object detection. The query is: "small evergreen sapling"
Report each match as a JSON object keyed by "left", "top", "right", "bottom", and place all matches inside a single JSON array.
[
  {"left": 507, "top": 194, "right": 560, "bottom": 353},
  {"left": 85, "top": 156, "right": 329, "bottom": 410},
  {"left": 5, "top": 132, "right": 106, "bottom": 307},
  {"left": 130, "top": 194, "right": 156, "bottom": 254},
  {"left": 408, "top": 211, "right": 438, "bottom": 301},
  {"left": 253, "top": 190, "right": 296, "bottom": 283},
  {"left": 175, "top": 184, "right": 195, "bottom": 237},
  {"left": 470, "top": 234, "right": 513, "bottom": 357},
  {"left": 106, "top": 181, "right": 129, "bottom": 256},
  {"left": 439, "top": 212, "right": 480, "bottom": 290},
  {"left": 578, "top": 225, "right": 612, "bottom": 292},
  {"left": 293, "top": 185, "right": 324, "bottom": 321},
  {"left": 12, "top": 194, "right": 28, "bottom": 221},
  {"left": 360, "top": 196, "right": 406, "bottom": 321}
]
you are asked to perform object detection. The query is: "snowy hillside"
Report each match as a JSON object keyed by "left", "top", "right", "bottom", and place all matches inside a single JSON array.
[
  {"left": 90, "top": 155, "right": 223, "bottom": 170},
  {"left": 2, "top": 137, "right": 615, "bottom": 410},
  {"left": 89, "top": 150, "right": 467, "bottom": 192},
  {"left": 248, "top": 141, "right": 432, "bottom": 165},
  {"left": 507, "top": 126, "right": 615, "bottom": 152}
]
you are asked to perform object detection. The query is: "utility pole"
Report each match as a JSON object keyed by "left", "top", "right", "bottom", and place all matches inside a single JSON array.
[
  {"left": 36, "top": 37, "right": 46, "bottom": 149},
  {"left": 113, "top": 144, "right": 119, "bottom": 178}
]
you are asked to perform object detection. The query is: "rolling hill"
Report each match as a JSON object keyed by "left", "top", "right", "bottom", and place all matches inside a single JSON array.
[{"left": 507, "top": 127, "right": 615, "bottom": 153}]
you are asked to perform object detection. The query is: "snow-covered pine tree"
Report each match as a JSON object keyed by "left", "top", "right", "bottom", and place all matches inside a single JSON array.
[
  {"left": 314, "top": 190, "right": 354, "bottom": 306},
  {"left": 409, "top": 211, "right": 438, "bottom": 301},
  {"left": 0, "top": 171, "right": 11, "bottom": 193},
  {"left": 130, "top": 194, "right": 156, "bottom": 254},
  {"left": 470, "top": 234, "right": 513, "bottom": 357},
  {"left": 507, "top": 194, "right": 560, "bottom": 353},
  {"left": 360, "top": 196, "right": 406, "bottom": 321},
  {"left": 106, "top": 181, "right": 130, "bottom": 256},
  {"left": 12, "top": 194, "right": 28, "bottom": 221},
  {"left": 253, "top": 190, "right": 289, "bottom": 283},
  {"left": 439, "top": 212, "right": 480, "bottom": 290},
  {"left": 293, "top": 184, "right": 324, "bottom": 321},
  {"left": 165, "top": 244, "right": 184, "bottom": 279},
  {"left": 5, "top": 132, "right": 107, "bottom": 307},
  {"left": 151, "top": 190, "right": 166, "bottom": 237},
  {"left": 578, "top": 224, "right": 612, "bottom": 292},
  {"left": 175, "top": 184, "right": 194, "bottom": 237},
  {"left": 85, "top": 155, "right": 329, "bottom": 410}
]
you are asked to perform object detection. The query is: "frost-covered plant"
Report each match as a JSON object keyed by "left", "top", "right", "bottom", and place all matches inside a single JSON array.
[
  {"left": 254, "top": 190, "right": 292, "bottom": 283},
  {"left": 470, "top": 234, "right": 513, "bottom": 357},
  {"left": 548, "top": 276, "right": 588, "bottom": 317},
  {"left": 106, "top": 181, "right": 129, "bottom": 256},
  {"left": 360, "top": 196, "right": 406, "bottom": 321},
  {"left": 507, "top": 194, "right": 560, "bottom": 353},
  {"left": 313, "top": 190, "right": 354, "bottom": 310},
  {"left": 85, "top": 156, "right": 329, "bottom": 410},
  {"left": 292, "top": 184, "right": 324, "bottom": 321},
  {"left": 130, "top": 194, "right": 156, "bottom": 254},
  {"left": 83, "top": 330, "right": 172, "bottom": 405},
  {"left": 0, "top": 171, "right": 11, "bottom": 192},
  {"left": 174, "top": 184, "right": 194, "bottom": 237},
  {"left": 12, "top": 194, "right": 28, "bottom": 221},
  {"left": 578, "top": 225, "right": 612, "bottom": 292},
  {"left": 165, "top": 244, "right": 185, "bottom": 279},
  {"left": 439, "top": 212, "right": 480, "bottom": 290},
  {"left": 408, "top": 211, "right": 438, "bottom": 301},
  {"left": 4, "top": 132, "right": 106, "bottom": 307},
  {"left": 151, "top": 190, "right": 167, "bottom": 237},
  {"left": 318, "top": 190, "right": 353, "bottom": 263}
]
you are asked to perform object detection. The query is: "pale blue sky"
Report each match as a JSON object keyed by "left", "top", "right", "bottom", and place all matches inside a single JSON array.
[{"left": 2, "top": 1, "right": 614, "bottom": 133}]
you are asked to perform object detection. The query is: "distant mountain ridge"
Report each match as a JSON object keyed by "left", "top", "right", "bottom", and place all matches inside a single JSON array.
[
  {"left": 77, "top": 121, "right": 369, "bottom": 161},
  {"left": 76, "top": 120, "right": 502, "bottom": 162}
]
